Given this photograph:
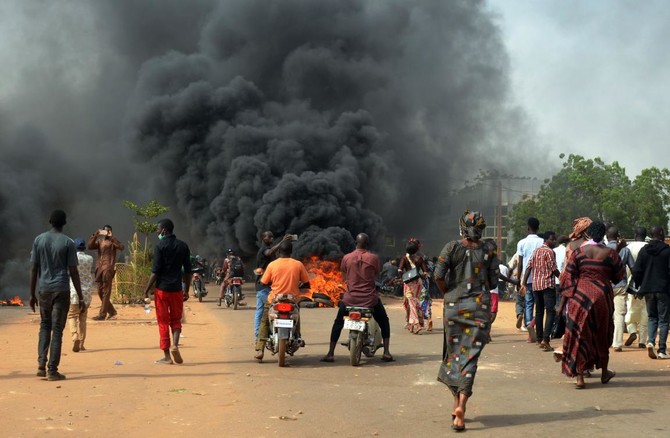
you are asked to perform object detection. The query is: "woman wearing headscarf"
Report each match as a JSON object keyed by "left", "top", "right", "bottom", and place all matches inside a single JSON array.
[
  {"left": 434, "top": 211, "right": 499, "bottom": 432},
  {"left": 556, "top": 221, "right": 624, "bottom": 389},
  {"left": 399, "top": 239, "right": 429, "bottom": 334}
]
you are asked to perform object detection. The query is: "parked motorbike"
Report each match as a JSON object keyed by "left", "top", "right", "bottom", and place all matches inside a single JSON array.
[
  {"left": 219, "top": 277, "right": 244, "bottom": 309},
  {"left": 191, "top": 267, "right": 207, "bottom": 302},
  {"left": 343, "top": 306, "right": 382, "bottom": 366},
  {"left": 265, "top": 293, "right": 304, "bottom": 367}
]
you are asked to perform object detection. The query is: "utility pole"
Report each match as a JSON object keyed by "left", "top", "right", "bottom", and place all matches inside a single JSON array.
[{"left": 497, "top": 180, "right": 503, "bottom": 251}]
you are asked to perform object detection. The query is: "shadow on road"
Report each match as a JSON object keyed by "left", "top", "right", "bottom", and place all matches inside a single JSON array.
[{"left": 474, "top": 407, "right": 653, "bottom": 430}]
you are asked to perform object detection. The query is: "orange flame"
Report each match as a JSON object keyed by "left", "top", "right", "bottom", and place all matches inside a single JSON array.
[
  {"left": 303, "top": 256, "right": 344, "bottom": 306},
  {"left": 0, "top": 296, "right": 24, "bottom": 306}
]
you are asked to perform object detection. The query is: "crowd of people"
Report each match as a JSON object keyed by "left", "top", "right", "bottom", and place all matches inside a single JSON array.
[
  {"left": 28, "top": 207, "right": 670, "bottom": 432},
  {"left": 510, "top": 215, "right": 670, "bottom": 394}
]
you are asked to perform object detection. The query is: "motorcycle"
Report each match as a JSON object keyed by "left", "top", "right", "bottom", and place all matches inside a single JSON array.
[
  {"left": 265, "top": 293, "right": 304, "bottom": 367},
  {"left": 343, "top": 306, "right": 383, "bottom": 366},
  {"left": 191, "top": 267, "right": 207, "bottom": 302},
  {"left": 219, "top": 277, "right": 244, "bottom": 309}
]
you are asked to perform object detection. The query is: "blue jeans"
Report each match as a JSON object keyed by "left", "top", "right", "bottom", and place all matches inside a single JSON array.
[
  {"left": 37, "top": 290, "right": 70, "bottom": 374},
  {"left": 254, "top": 287, "right": 270, "bottom": 339},
  {"left": 646, "top": 293, "right": 670, "bottom": 354},
  {"left": 524, "top": 283, "right": 534, "bottom": 326}
]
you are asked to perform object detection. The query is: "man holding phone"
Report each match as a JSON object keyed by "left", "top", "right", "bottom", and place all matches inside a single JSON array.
[{"left": 88, "top": 225, "right": 124, "bottom": 320}]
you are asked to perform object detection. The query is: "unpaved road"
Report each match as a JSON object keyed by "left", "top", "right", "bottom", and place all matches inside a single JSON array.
[{"left": 2, "top": 287, "right": 670, "bottom": 437}]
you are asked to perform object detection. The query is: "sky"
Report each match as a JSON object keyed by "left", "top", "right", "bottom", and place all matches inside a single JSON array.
[{"left": 488, "top": 0, "right": 670, "bottom": 177}]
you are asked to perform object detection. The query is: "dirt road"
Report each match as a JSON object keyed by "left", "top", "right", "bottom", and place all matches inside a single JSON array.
[{"left": 2, "top": 288, "right": 670, "bottom": 437}]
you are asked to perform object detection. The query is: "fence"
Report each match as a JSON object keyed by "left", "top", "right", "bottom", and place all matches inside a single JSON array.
[{"left": 112, "top": 262, "right": 151, "bottom": 304}]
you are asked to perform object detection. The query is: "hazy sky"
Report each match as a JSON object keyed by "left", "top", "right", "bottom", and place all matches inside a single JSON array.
[{"left": 488, "top": 0, "right": 670, "bottom": 177}]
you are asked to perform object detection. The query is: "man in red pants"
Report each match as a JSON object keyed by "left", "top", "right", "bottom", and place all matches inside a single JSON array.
[{"left": 144, "top": 219, "right": 192, "bottom": 365}]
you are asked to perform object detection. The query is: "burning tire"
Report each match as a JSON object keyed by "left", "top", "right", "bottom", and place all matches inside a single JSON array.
[{"left": 311, "top": 292, "right": 334, "bottom": 308}]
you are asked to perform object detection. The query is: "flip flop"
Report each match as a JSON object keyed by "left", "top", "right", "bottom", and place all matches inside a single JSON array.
[
  {"left": 155, "top": 357, "right": 173, "bottom": 365},
  {"left": 601, "top": 370, "right": 615, "bottom": 384},
  {"left": 381, "top": 355, "right": 395, "bottom": 362},
  {"left": 451, "top": 424, "right": 466, "bottom": 432},
  {"left": 320, "top": 356, "right": 335, "bottom": 363},
  {"left": 171, "top": 347, "right": 183, "bottom": 364}
]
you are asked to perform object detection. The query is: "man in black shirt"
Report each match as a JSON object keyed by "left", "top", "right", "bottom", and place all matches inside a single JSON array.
[
  {"left": 254, "top": 231, "right": 292, "bottom": 338},
  {"left": 144, "top": 219, "right": 192, "bottom": 364}
]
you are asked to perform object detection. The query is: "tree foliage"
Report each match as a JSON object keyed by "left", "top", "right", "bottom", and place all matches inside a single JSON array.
[
  {"left": 122, "top": 199, "right": 169, "bottom": 237},
  {"left": 508, "top": 154, "right": 670, "bottom": 251}
]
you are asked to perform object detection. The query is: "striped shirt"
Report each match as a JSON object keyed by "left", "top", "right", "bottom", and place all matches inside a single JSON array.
[{"left": 527, "top": 243, "right": 558, "bottom": 291}]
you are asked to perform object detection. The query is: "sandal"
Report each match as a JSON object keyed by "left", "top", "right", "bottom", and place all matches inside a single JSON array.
[
  {"left": 155, "top": 357, "right": 173, "bottom": 365},
  {"left": 601, "top": 370, "right": 615, "bottom": 384},
  {"left": 381, "top": 354, "right": 395, "bottom": 362},
  {"left": 320, "top": 355, "right": 335, "bottom": 363}
]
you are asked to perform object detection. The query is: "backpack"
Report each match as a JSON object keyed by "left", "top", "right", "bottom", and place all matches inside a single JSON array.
[{"left": 230, "top": 257, "right": 245, "bottom": 278}]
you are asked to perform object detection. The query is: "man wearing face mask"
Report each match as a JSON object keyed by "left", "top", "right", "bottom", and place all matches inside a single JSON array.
[
  {"left": 144, "top": 219, "right": 192, "bottom": 365},
  {"left": 88, "top": 225, "right": 124, "bottom": 321}
]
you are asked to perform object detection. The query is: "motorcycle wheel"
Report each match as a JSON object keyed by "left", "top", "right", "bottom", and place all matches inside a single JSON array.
[
  {"left": 278, "top": 338, "right": 287, "bottom": 367},
  {"left": 233, "top": 285, "right": 239, "bottom": 310},
  {"left": 349, "top": 331, "right": 362, "bottom": 366},
  {"left": 198, "top": 291, "right": 203, "bottom": 303},
  {"left": 225, "top": 289, "right": 231, "bottom": 308}
]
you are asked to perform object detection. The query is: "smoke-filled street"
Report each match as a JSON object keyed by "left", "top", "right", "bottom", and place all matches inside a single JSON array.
[{"left": 1, "top": 293, "right": 669, "bottom": 437}]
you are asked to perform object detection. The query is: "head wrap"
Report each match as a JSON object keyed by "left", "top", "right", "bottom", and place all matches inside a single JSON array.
[
  {"left": 459, "top": 210, "right": 486, "bottom": 241},
  {"left": 569, "top": 217, "right": 592, "bottom": 239}
]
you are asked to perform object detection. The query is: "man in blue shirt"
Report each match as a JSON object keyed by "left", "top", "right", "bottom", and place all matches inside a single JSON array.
[{"left": 29, "top": 210, "right": 84, "bottom": 381}]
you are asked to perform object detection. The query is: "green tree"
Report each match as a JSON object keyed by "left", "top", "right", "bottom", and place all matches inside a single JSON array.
[
  {"left": 630, "top": 167, "right": 670, "bottom": 230},
  {"left": 122, "top": 199, "right": 170, "bottom": 237},
  {"left": 507, "top": 154, "right": 669, "bottom": 251}
]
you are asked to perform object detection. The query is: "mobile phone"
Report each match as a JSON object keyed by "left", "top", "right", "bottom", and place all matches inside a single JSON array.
[
  {"left": 99, "top": 229, "right": 108, "bottom": 236},
  {"left": 290, "top": 234, "right": 298, "bottom": 241}
]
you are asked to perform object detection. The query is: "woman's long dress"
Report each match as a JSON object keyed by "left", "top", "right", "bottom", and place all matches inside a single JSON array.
[
  {"left": 434, "top": 240, "right": 499, "bottom": 397},
  {"left": 559, "top": 246, "right": 624, "bottom": 377}
]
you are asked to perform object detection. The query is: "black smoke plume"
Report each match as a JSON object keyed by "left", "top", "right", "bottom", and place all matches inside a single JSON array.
[{"left": 0, "top": 0, "right": 536, "bottom": 294}]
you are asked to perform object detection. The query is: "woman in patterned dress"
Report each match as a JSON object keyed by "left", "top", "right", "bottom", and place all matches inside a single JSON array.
[
  {"left": 557, "top": 221, "right": 624, "bottom": 389},
  {"left": 434, "top": 211, "right": 499, "bottom": 432}
]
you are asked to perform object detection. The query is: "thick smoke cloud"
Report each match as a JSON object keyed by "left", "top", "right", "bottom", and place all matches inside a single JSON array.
[
  {"left": 127, "top": 0, "right": 533, "bottom": 257},
  {"left": 0, "top": 0, "right": 536, "bottom": 294}
]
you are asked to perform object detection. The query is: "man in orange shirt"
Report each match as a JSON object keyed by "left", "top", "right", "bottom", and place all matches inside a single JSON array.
[{"left": 254, "top": 240, "right": 310, "bottom": 361}]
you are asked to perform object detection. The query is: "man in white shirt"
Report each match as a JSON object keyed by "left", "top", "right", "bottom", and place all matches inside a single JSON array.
[
  {"left": 625, "top": 227, "right": 649, "bottom": 348},
  {"left": 68, "top": 238, "right": 94, "bottom": 352}
]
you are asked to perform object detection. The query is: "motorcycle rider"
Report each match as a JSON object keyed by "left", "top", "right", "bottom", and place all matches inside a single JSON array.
[
  {"left": 321, "top": 233, "right": 394, "bottom": 363},
  {"left": 254, "top": 232, "right": 294, "bottom": 338},
  {"left": 218, "top": 249, "right": 245, "bottom": 305},
  {"left": 254, "top": 240, "right": 310, "bottom": 362}
]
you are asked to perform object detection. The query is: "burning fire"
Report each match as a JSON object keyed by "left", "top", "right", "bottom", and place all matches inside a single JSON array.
[
  {"left": 303, "top": 256, "right": 344, "bottom": 306},
  {"left": 0, "top": 296, "right": 24, "bottom": 306}
]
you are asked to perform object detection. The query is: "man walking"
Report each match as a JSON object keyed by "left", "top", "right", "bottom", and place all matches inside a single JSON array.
[
  {"left": 29, "top": 210, "right": 84, "bottom": 381},
  {"left": 625, "top": 227, "right": 649, "bottom": 348},
  {"left": 606, "top": 226, "right": 635, "bottom": 351},
  {"left": 521, "top": 231, "right": 560, "bottom": 351},
  {"left": 632, "top": 226, "right": 670, "bottom": 359},
  {"left": 88, "top": 225, "right": 124, "bottom": 320},
  {"left": 321, "top": 233, "right": 393, "bottom": 363},
  {"left": 253, "top": 231, "right": 292, "bottom": 339},
  {"left": 67, "top": 238, "right": 95, "bottom": 352},
  {"left": 517, "top": 217, "right": 544, "bottom": 341},
  {"left": 144, "top": 219, "right": 192, "bottom": 365}
]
